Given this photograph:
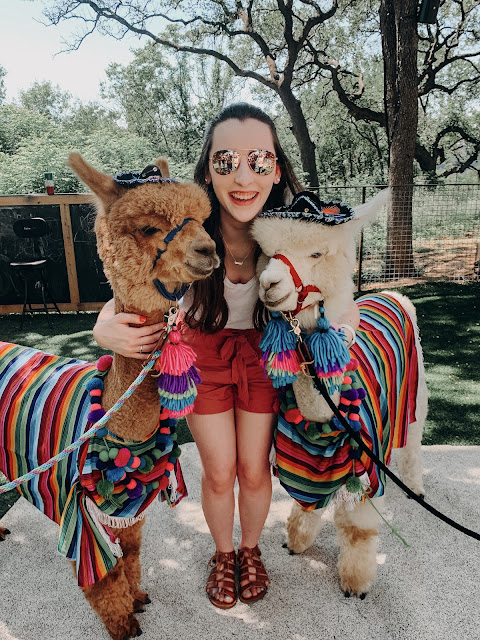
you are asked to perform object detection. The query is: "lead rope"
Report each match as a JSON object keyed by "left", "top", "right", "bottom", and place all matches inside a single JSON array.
[
  {"left": 295, "top": 339, "right": 480, "bottom": 542},
  {"left": 0, "top": 309, "right": 178, "bottom": 496}
]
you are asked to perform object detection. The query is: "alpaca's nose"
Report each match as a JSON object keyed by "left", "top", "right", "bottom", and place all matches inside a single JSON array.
[
  {"left": 263, "top": 280, "right": 279, "bottom": 291},
  {"left": 260, "top": 269, "right": 282, "bottom": 291},
  {"left": 191, "top": 239, "right": 216, "bottom": 257},
  {"left": 188, "top": 237, "right": 220, "bottom": 271}
]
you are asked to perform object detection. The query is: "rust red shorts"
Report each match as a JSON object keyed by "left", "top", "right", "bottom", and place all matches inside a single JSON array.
[{"left": 181, "top": 326, "right": 278, "bottom": 415}]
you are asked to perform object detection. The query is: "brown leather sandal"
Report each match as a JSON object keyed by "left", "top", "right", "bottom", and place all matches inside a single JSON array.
[
  {"left": 206, "top": 550, "right": 237, "bottom": 609},
  {"left": 237, "top": 545, "right": 270, "bottom": 604}
]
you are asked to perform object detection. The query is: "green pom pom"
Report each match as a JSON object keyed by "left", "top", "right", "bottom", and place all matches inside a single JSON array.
[
  {"left": 345, "top": 476, "right": 363, "bottom": 494},
  {"left": 96, "top": 479, "right": 114, "bottom": 498},
  {"left": 321, "top": 422, "right": 332, "bottom": 434},
  {"left": 140, "top": 457, "right": 154, "bottom": 473},
  {"left": 151, "top": 448, "right": 162, "bottom": 460},
  {"left": 99, "top": 450, "right": 110, "bottom": 463},
  {"left": 172, "top": 446, "right": 181, "bottom": 458},
  {"left": 151, "top": 480, "right": 159, "bottom": 490},
  {"left": 108, "top": 447, "right": 119, "bottom": 460}
]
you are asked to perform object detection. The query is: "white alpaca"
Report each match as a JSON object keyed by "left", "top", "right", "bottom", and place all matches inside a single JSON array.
[{"left": 252, "top": 190, "right": 427, "bottom": 598}]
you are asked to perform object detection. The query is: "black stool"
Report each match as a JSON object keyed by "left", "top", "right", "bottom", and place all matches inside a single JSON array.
[{"left": 9, "top": 217, "right": 61, "bottom": 328}]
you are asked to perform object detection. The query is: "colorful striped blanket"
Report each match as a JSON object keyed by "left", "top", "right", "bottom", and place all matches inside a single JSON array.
[
  {"left": 274, "top": 293, "right": 419, "bottom": 510},
  {"left": 0, "top": 343, "right": 186, "bottom": 586}
]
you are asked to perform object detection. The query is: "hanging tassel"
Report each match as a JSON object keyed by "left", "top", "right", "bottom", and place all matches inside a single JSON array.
[
  {"left": 155, "top": 326, "right": 196, "bottom": 374},
  {"left": 167, "top": 463, "right": 178, "bottom": 504},
  {"left": 259, "top": 312, "right": 301, "bottom": 387},
  {"left": 155, "top": 324, "right": 201, "bottom": 418},
  {"left": 268, "top": 441, "right": 277, "bottom": 471},
  {"left": 332, "top": 472, "right": 370, "bottom": 511},
  {"left": 304, "top": 304, "right": 350, "bottom": 394}
]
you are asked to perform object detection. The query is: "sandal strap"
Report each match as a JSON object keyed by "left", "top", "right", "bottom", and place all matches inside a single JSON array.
[
  {"left": 237, "top": 545, "right": 270, "bottom": 591},
  {"left": 206, "top": 550, "right": 237, "bottom": 600}
]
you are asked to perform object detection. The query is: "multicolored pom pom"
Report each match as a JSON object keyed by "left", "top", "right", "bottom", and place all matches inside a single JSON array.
[
  {"left": 260, "top": 312, "right": 301, "bottom": 387},
  {"left": 97, "top": 355, "right": 113, "bottom": 372},
  {"left": 155, "top": 324, "right": 201, "bottom": 418},
  {"left": 304, "top": 305, "right": 350, "bottom": 393}
]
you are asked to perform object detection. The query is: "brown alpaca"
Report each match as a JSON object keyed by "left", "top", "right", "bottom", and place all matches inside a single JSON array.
[{"left": 0, "top": 154, "right": 219, "bottom": 639}]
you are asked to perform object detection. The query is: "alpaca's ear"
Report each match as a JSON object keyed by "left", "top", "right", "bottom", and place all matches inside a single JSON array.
[
  {"left": 350, "top": 188, "right": 390, "bottom": 232},
  {"left": 68, "top": 153, "right": 123, "bottom": 209},
  {"left": 155, "top": 158, "right": 170, "bottom": 178}
]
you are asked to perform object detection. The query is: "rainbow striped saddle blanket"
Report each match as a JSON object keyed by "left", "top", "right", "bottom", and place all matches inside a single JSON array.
[
  {"left": 0, "top": 344, "right": 186, "bottom": 586},
  {"left": 274, "top": 293, "right": 420, "bottom": 511}
]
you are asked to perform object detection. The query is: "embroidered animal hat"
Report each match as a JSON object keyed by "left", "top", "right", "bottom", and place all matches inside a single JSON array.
[
  {"left": 113, "top": 164, "right": 177, "bottom": 188},
  {"left": 258, "top": 190, "right": 356, "bottom": 225}
]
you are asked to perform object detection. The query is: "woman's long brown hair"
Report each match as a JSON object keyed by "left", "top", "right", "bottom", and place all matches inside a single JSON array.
[{"left": 185, "top": 103, "right": 303, "bottom": 333}]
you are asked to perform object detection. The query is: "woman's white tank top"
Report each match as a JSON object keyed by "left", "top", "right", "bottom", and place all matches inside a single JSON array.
[{"left": 180, "top": 276, "right": 259, "bottom": 329}]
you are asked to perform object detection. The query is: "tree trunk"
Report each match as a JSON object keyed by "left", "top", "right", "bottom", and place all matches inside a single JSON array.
[
  {"left": 278, "top": 86, "right": 319, "bottom": 188},
  {"left": 380, "top": 0, "right": 418, "bottom": 278}
]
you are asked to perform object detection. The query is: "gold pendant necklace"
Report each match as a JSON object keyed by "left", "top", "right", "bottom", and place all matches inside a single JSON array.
[{"left": 220, "top": 230, "right": 254, "bottom": 266}]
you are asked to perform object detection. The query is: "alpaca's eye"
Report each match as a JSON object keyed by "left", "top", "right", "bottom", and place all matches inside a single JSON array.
[
  {"left": 310, "top": 252, "right": 323, "bottom": 259},
  {"left": 140, "top": 226, "right": 160, "bottom": 236}
]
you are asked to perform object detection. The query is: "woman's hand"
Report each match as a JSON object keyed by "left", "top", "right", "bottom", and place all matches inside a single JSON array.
[
  {"left": 330, "top": 299, "right": 360, "bottom": 347},
  {"left": 93, "top": 299, "right": 165, "bottom": 359}
]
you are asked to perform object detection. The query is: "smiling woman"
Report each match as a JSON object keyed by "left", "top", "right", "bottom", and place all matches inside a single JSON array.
[
  {"left": 90, "top": 103, "right": 360, "bottom": 609},
  {"left": 92, "top": 104, "right": 303, "bottom": 609}
]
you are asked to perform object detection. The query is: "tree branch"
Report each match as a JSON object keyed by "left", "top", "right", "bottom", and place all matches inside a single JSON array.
[{"left": 49, "top": 0, "right": 280, "bottom": 90}]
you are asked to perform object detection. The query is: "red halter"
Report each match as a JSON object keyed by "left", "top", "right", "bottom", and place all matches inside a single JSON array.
[{"left": 273, "top": 254, "right": 322, "bottom": 315}]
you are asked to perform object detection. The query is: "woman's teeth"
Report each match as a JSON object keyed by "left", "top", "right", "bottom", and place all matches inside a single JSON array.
[{"left": 231, "top": 192, "right": 257, "bottom": 201}]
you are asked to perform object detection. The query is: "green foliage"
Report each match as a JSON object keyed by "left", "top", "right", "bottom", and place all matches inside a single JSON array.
[
  {"left": 0, "top": 104, "right": 53, "bottom": 155},
  {"left": 0, "top": 96, "right": 169, "bottom": 195},
  {"left": 63, "top": 102, "right": 120, "bottom": 133},
  {"left": 18, "top": 81, "right": 73, "bottom": 121}
]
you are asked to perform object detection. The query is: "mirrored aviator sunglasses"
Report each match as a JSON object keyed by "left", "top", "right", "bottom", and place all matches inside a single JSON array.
[{"left": 211, "top": 149, "right": 277, "bottom": 176}]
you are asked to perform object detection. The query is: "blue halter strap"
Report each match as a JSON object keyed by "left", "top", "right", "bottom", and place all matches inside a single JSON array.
[
  {"left": 152, "top": 217, "right": 194, "bottom": 301},
  {"left": 153, "top": 280, "right": 190, "bottom": 301}
]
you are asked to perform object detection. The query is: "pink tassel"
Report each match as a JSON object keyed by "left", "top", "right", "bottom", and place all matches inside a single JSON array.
[
  {"left": 315, "top": 368, "right": 345, "bottom": 378},
  {"left": 155, "top": 328, "right": 196, "bottom": 375},
  {"left": 167, "top": 406, "right": 196, "bottom": 418},
  {"left": 271, "top": 350, "right": 301, "bottom": 373}
]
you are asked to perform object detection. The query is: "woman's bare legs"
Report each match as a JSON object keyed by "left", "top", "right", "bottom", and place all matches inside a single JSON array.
[
  {"left": 236, "top": 409, "right": 276, "bottom": 599},
  {"left": 187, "top": 410, "right": 237, "bottom": 605},
  {"left": 187, "top": 408, "right": 275, "bottom": 604}
]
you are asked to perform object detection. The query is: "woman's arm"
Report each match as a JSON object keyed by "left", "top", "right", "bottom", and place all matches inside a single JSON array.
[
  {"left": 93, "top": 299, "right": 165, "bottom": 359},
  {"left": 332, "top": 298, "right": 360, "bottom": 347}
]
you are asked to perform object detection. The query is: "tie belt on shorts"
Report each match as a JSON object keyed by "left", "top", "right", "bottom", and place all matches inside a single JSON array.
[{"left": 219, "top": 331, "right": 260, "bottom": 406}]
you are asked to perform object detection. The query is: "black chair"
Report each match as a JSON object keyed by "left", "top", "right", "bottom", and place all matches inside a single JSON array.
[{"left": 9, "top": 217, "right": 61, "bottom": 327}]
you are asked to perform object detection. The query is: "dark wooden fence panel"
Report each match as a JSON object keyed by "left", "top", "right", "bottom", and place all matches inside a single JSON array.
[
  {"left": 0, "top": 205, "right": 70, "bottom": 305},
  {"left": 0, "top": 194, "right": 106, "bottom": 312},
  {"left": 70, "top": 204, "right": 112, "bottom": 303}
]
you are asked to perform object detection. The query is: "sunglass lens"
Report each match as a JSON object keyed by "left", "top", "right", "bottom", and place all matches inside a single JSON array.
[
  {"left": 212, "top": 150, "right": 238, "bottom": 175},
  {"left": 248, "top": 150, "right": 276, "bottom": 175}
]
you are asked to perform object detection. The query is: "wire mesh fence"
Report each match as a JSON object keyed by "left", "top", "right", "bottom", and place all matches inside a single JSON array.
[{"left": 314, "top": 183, "right": 480, "bottom": 291}]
